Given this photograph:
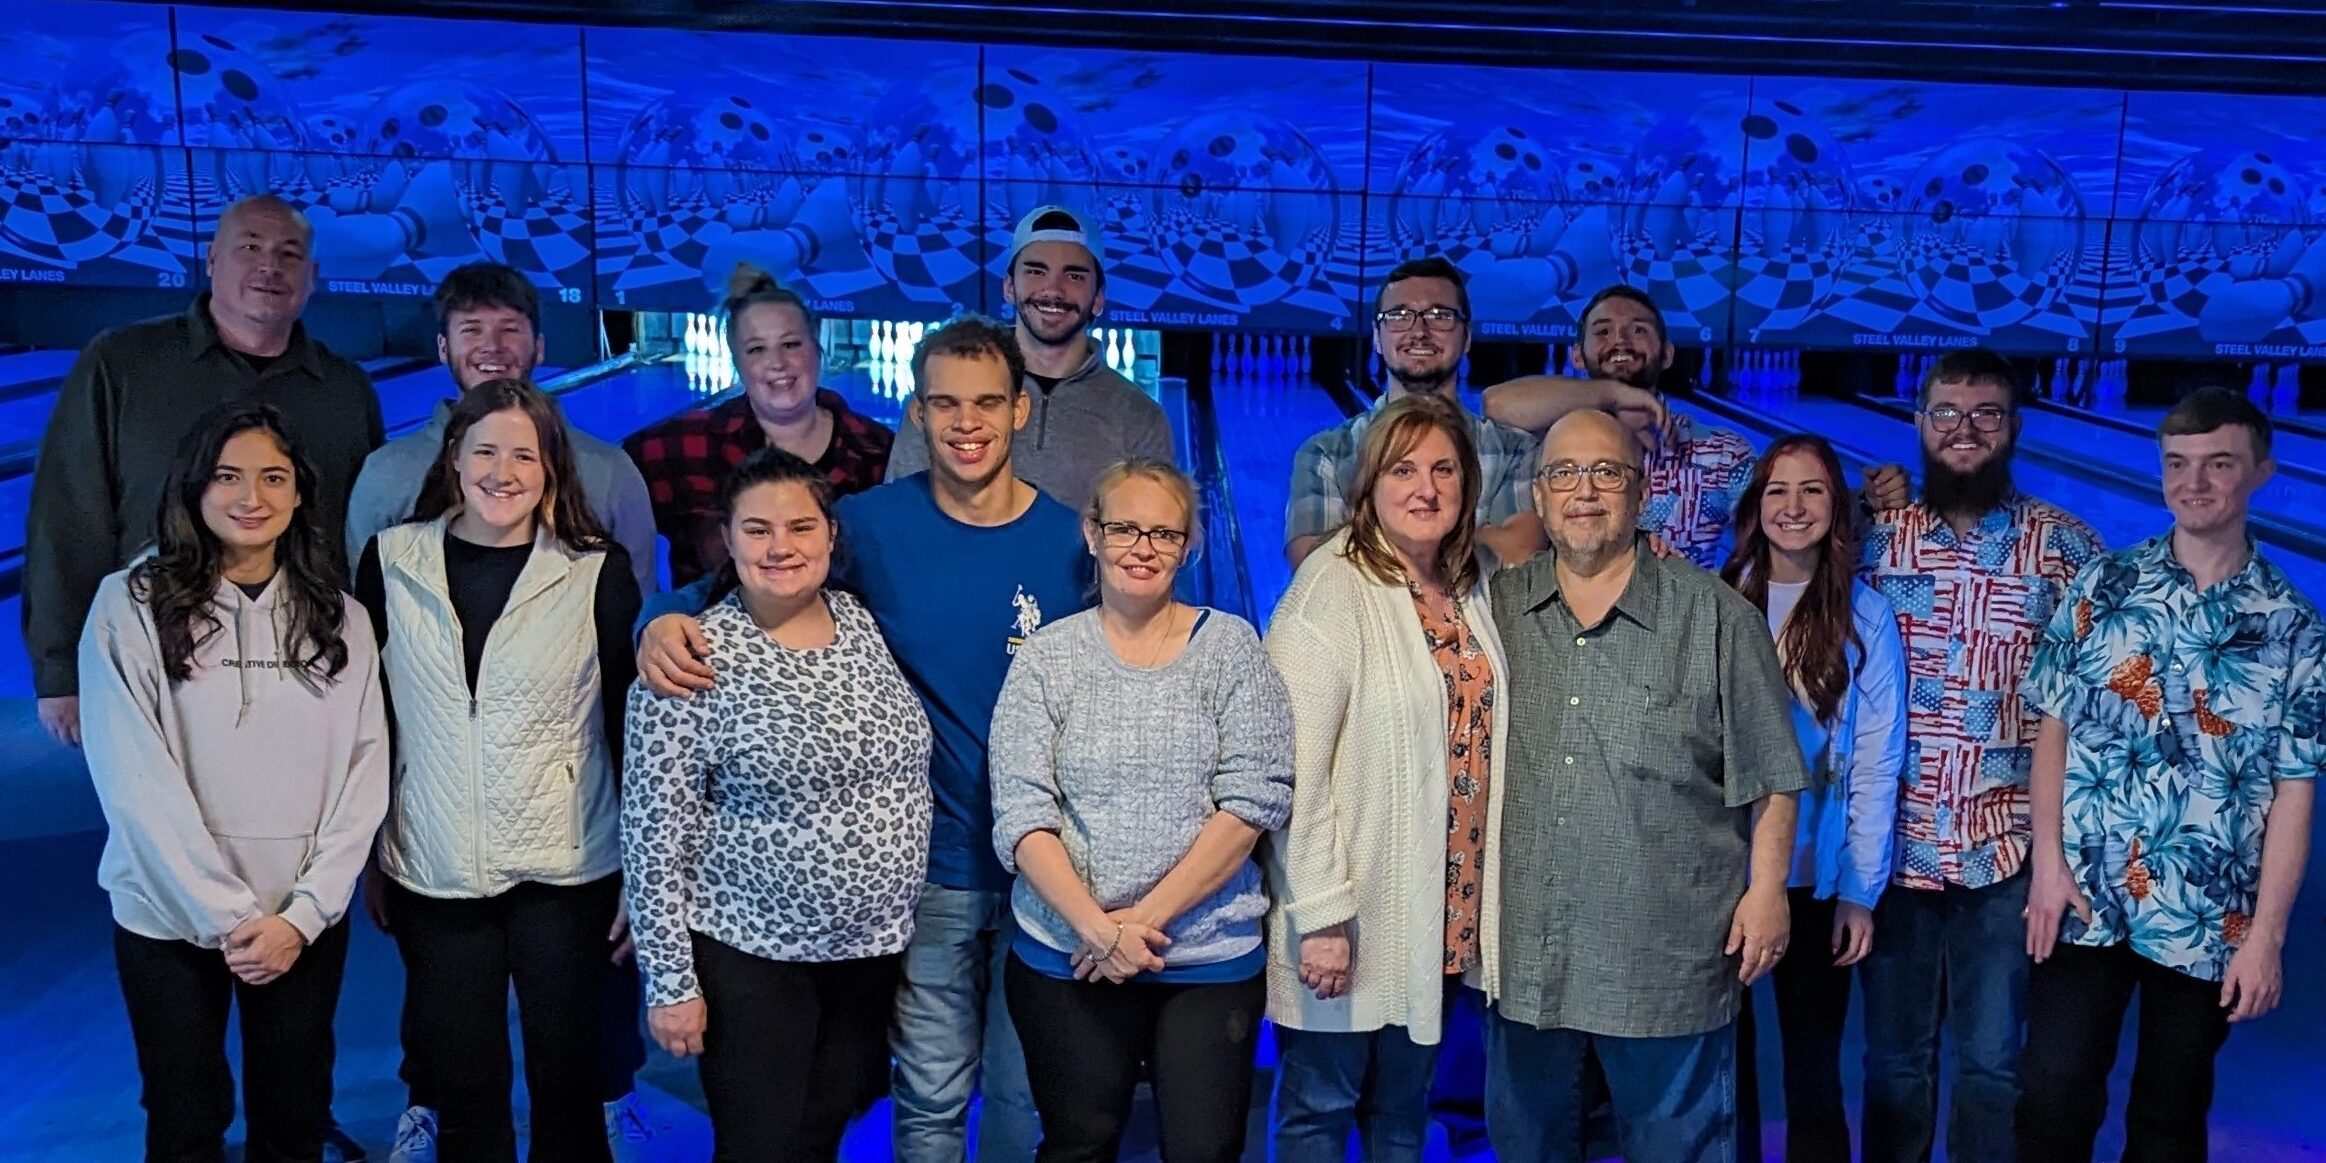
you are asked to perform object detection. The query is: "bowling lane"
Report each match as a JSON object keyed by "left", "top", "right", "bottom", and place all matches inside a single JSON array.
[
  {"left": 0, "top": 349, "right": 82, "bottom": 390},
  {"left": 0, "top": 356, "right": 435, "bottom": 450},
  {"left": 2122, "top": 404, "right": 2326, "bottom": 474},
  {"left": 2018, "top": 401, "right": 2326, "bottom": 519},
  {"left": 1209, "top": 372, "right": 1351, "bottom": 626}
]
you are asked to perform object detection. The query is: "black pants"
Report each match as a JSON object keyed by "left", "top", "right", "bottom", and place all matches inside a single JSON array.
[
  {"left": 388, "top": 877, "right": 624, "bottom": 1163},
  {"left": 1005, "top": 952, "right": 1265, "bottom": 1163},
  {"left": 690, "top": 933, "right": 900, "bottom": 1161},
  {"left": 398, "top": 933, "right": 645, "bottom": 1109},
  {"left": 1737, "top": 890, "right": 1854, "bottom": 1163},
  {"left": 2017, "top": 941, "right": 2233, "bottom": 1163},
  {"left": 114, "top": 920, "right": 352, "bottom": 1163}
]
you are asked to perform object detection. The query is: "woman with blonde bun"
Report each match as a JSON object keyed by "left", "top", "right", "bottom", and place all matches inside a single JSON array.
[{"left": 625, "top": 263, "right": 894, "bottom": 586}]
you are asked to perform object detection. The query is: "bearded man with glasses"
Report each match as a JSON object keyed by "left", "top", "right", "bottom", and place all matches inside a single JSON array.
[
  {"left": 1284, "top": 257, "right": 1547, "bottom": 575},
  {"left": 1854, "top": 347, "right": 2104, "bottom": 1163}
]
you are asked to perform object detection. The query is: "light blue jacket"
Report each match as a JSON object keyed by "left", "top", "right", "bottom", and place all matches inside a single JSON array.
[{"left": 1785, "top": 581, "right": 1910, "bottom": 908}]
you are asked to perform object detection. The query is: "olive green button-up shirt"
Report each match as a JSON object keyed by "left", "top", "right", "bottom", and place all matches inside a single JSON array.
[{"left": 1487, "top": 542, "right": 1808, "bottom": 1038}]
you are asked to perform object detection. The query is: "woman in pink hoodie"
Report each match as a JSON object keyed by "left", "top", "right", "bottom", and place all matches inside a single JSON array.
[{"left": 80, "top": 401, "right": 389, "bottom": 1163}]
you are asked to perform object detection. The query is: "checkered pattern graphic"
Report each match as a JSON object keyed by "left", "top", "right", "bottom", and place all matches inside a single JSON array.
[
  {"left": 0, "top": 164, "right": 157, "bottom": 265},
  {"left": 466, "top": 183, "right": 591, "bottom": 279},
  {"left": 1861, "top": 496, "right": 2104, "bottom": 892}
]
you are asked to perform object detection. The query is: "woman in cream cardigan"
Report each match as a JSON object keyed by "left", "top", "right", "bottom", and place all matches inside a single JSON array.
[{"left": 1264, "top": 393, "right": 1513, "bottom": 1163}]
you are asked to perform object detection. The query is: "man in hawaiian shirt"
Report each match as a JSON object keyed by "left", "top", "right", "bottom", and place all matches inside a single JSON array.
[
  {"left": 1481, "top": 285, "right": 1756, "bottom": 569},
  {"left": 2019, "top": 386, "right": 2319, "bottom": 1162},
  {"left": 1855, "top": 348, "right": 2104, "bottom": 1163}
]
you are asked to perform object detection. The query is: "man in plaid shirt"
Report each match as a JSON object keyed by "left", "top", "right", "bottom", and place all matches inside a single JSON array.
[{"left": 1284, "top": 257, "right": 1544, "bottom": 572}]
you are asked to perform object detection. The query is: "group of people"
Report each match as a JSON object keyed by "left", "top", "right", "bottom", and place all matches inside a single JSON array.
[{"left": 25, "top": 189, "right": 2316, "bottom": 1163}]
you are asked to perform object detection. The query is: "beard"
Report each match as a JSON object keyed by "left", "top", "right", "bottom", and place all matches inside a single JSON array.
[
  {"left": 1390, "top": 362, "right": 1458, "bottom": 397},
  {"left": 1584, "top": 350, "right": 1661, "bottom": 391},
  {"left": 1921, "top": 445, "right": 2015, "bottom": 522}
]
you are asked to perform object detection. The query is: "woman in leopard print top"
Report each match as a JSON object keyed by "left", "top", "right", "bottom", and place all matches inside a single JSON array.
[{"left": 621, "top": 448, "right": 932, "bottom": 1159}]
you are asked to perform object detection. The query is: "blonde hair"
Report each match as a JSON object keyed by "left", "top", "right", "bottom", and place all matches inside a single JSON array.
[
  {"left": 1086, "top": 457, "right": 1202, "bottom": 558},
  {"left": 1339, "top": 393, "right": 1481, "bottom": 594},
  {"left": 721, "top": 263, "right": 820, "bottom": 354}
]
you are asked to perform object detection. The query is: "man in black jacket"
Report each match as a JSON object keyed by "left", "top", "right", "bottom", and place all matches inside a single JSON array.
[{"left": 24, "top": 193, "right": 381, "bottom": 753}]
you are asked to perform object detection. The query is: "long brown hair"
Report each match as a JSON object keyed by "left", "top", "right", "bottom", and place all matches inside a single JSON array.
[
  {"left": 410, "top": 379, "right": 611, "bottom": 552},
  {"left": 130, "top": 403, "right": 351, "bottom": 685},
  {"left": 1340, "top": 393, "right": 1482, "bottom": 595},
  {"left": 1720, "top": 433, "right": 1860, "bottom": 725}
]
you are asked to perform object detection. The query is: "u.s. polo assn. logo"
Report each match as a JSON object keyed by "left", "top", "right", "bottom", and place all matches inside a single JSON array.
[{"left": 1007, "top": 585, "right": 1043, "bottom": 654}]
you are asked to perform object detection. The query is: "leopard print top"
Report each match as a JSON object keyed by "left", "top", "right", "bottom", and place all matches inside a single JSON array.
[{"left": 622, "top": 588, "right": 933, "bottom": 1006}]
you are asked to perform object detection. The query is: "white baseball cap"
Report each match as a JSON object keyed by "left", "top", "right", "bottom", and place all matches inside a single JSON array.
[{"left": 1009, "top": 205, "right": 1103, "bottom": 270}]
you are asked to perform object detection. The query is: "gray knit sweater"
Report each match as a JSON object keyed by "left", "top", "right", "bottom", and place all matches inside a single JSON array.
[{"left": 989, "top": 607, "right": 1294, "bottom": 967}]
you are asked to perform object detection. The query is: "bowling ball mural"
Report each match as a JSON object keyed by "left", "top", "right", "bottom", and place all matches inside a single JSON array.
[
  {"left": 1380, "top": 125, "right": 1618, "bottom": 325},
  {"left": 349, "top": 80, "right": 591, "bottom": 281},
  {"left": 853, "top": 63, "right": 1104, "bottom": 302},
  {"left": 1899, "top": 138, "right": 2087, "bottom": 331},
  {"left": 600, "top": 94, "right": 862, "bottom": 300},
  {"left": 0, "top": 29, "right": 211, "bottom": 277},
  {"left": 2130, "top": 149, "right": 2326, "bottom": 346},
  {"left": 2133, "top": 148, "right": 2309, "bottom": 267},
  {"left": 1726, "top": 96, "right": 1856, "bottom": 333},
  {"left": 1148, "top": 111, "right": 1340, "bottom": 311}
]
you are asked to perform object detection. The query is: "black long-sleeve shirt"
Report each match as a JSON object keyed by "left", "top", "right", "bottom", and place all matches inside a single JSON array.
[{"left": 23, "top": 297, "right": 383, "bottom": 698}]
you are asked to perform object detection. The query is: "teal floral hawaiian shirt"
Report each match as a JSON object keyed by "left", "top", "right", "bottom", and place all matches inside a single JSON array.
[{"left": 2024, "top": 535, "right": 2326, "bottom": 982}]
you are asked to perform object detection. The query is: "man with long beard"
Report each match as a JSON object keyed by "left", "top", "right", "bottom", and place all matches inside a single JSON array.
[
  {"left": 1482, "top": 286, "right": 1756, "bottom": 569},
  {"left": 1855, "top": 349, "right": 2103, "bottom": 1163},
  {"left": 888, "top": 205, "right": 1173, "bottom": 513}
]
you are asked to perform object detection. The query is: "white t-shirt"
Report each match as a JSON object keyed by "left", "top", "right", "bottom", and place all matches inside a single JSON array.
[{"left": 1765, "top": 578, "right": 1809, "bottom": 638}]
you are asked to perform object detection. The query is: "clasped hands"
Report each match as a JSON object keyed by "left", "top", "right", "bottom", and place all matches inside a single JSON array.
[
  {"left": 1072, "top": 908, "right": 1173, "bottom": 984},
  {"left": 223, "top": 915, "right": 307, "bottom": 986}
]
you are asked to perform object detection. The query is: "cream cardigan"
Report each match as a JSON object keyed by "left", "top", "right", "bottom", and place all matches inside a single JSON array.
[{"left": 1261, "top": 530, "right": 1511, "bottom": 1045}]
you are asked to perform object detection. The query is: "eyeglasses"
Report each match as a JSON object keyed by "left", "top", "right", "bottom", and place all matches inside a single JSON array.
[
  {"left": 1375, "top": 306, "right": 1467, "bottom": 333},
  {"left": 1920, "top": 405, "right": 2011, "bottom": 432},
  {"left": 1097, "top": 521, "right": 1189, "bottom": 554},
  {"left": 1536, "top": 461, "right": 1638, "bottom": 492}
]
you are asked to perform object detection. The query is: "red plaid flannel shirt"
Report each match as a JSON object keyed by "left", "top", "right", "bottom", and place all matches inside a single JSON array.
[{"left": 624, "top": 390, "right": 894, "bottom": 586}]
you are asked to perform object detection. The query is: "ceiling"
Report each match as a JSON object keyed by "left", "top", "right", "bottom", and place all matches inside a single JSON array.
[{"left": 112, "top": 0, "right": 2326, "bottom": 94}]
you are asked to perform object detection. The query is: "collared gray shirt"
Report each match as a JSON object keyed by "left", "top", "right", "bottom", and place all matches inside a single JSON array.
[{"left": 1488, "top": 541, "right": 1809, "bottom": 1038}]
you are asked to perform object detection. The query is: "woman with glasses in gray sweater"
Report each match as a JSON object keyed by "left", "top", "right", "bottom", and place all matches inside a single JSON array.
[{"left": 989, "top": 457, "right": 1295, "bottom": 1163}]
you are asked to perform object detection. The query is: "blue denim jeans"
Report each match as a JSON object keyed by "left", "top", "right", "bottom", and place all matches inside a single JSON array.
[
  {"left": 1482, "top": 1007, "right": 1737, "bottom": 1163},
  {"left": 1858, "top": 871, "right": 2028, "bottom": 1163},
  {"left": 1271, "top": 1021, "right": 1443, "bottom": 1163},
  {"left": 889, "top": 884, "right": 1038, "bottom": 1163}
]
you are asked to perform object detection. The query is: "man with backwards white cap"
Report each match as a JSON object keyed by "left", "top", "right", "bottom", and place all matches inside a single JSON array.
[{"left": 887, "top": 205, "right": 1177, "bottom": 513}]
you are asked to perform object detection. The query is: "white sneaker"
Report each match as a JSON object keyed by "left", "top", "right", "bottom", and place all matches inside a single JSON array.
[
  {"left": 388, "top": 1105, "right": 438, "bottom": 1163},
  {"left": 605, "top": 1091, "right": 655, "bottom": 1163}
]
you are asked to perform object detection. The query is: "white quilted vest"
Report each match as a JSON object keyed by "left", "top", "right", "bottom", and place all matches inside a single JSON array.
[{"left": 374, "top": 517, "right": 620, "bottom": 898}]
